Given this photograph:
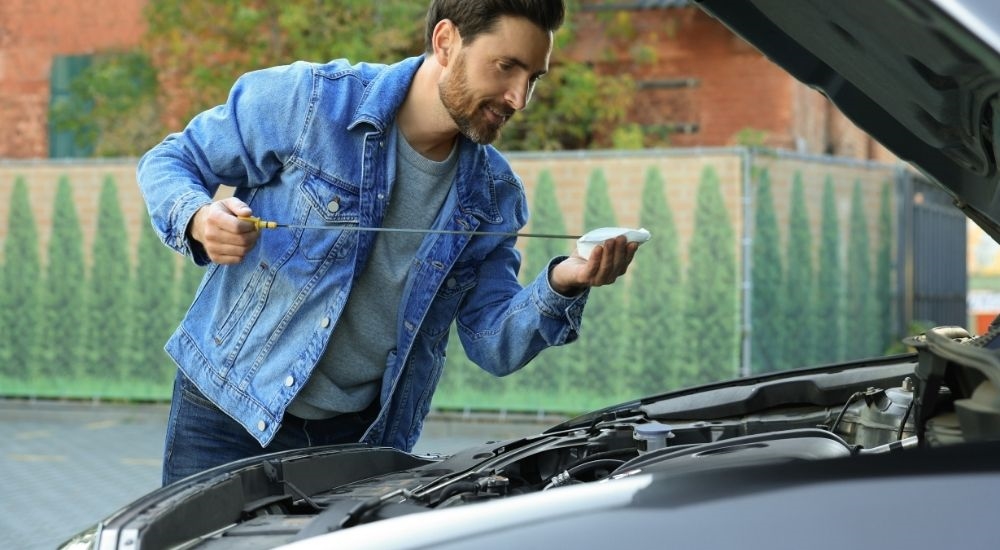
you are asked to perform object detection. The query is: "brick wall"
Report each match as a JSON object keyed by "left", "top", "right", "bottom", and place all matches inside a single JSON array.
[
  {"left": 0, "top": 0, "right": 147, "bottom": 158},
  {"left": 567, "top": 8, "right": 884, "bottom": 159}
]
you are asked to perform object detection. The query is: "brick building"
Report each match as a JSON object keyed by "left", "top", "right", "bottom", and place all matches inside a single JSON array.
[
  {"left": 569, "top": 1, "right": 892, "bottom": 160},
  {"left": 0, "top": 0, "right": 147, "bottom": 158},
  {"left": 0, "top": 0, "right": 891, "bottom": 162}
]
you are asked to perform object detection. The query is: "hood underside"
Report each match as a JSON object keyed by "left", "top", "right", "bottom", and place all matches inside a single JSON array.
[{"left": 695, "top": 0, "right": 1000, "bottom": 240}]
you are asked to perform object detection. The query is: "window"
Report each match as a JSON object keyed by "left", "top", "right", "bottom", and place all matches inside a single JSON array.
[{"left": 49, "top": 54, "right": 94, "bottom": 158}]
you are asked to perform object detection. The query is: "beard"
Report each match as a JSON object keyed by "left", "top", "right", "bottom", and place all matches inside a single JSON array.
[{"left": 439, "top": 52, "right": 513, "bottom": 145}]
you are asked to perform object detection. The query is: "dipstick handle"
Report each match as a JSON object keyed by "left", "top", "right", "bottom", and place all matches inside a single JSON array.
[{"left": 238, "top": 216, "right": 278, "bottom": 230}]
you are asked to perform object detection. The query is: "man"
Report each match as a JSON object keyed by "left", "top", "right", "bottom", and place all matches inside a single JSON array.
[{"left": 138, "top": 0, "right": 639, "bottom": 486}]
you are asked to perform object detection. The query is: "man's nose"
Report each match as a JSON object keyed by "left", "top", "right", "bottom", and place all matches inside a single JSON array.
[{"left": 505, "top": 77, "right": 531, "bottom": 111}]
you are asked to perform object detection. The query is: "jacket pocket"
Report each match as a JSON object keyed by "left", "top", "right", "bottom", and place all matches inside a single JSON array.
[
  {"left": 297, "top": 173, "right": 361, "bottom": 261},
  {"left": 418, "top": 264, "right": 478, "bottom": 337},
  {"left": 213, "top": 262, "right": 269, "bottom": 345}
]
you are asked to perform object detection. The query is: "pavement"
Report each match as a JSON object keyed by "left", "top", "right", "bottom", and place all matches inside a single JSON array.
[{"left": 0, "top": 398, "right": 563, "bottom": 550}]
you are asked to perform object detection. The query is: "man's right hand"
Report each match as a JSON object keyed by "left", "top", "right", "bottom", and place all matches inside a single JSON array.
[{"left": 188, "top": 197, "right": 260, "bottom": 264}]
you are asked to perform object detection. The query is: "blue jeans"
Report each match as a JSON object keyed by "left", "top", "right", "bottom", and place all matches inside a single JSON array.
[{"left": 162, "top": 371, "right": 374, "bottom": 486}]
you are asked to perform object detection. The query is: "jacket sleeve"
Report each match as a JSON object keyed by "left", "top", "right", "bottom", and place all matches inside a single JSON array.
[
  {"left": 454, "top": 241, "right": 590, "bottom": 376},
  {"left": 135, "top": 62, "right": 315, "bottom": 263}
]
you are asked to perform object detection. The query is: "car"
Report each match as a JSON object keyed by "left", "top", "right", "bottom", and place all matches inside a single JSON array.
[{"left": 61, "top": 1, "right": 1000, "bottom": 548}]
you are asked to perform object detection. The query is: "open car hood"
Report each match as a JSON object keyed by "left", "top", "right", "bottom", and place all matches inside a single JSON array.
[
  {"left": 62, "top": 326, "right": 1000, "bottom": 549},
  {"left": 694, "top": 0, "right": 1000, "bottom": 240}
]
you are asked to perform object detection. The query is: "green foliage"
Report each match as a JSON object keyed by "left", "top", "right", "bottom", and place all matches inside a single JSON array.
[
  {"left": 610, "top": 124, "right": 647, "bottom": 150},
  {"left": 629, "top": 167, "right": 685, "bottom": 390},
  {"left": 85, "top": 177, "right": 132, "bottom": 388},
  {"left": 815, "top": 177, "right": 843, "bottom": 363},
  {"left": 783, "top": 173, "right": 815, "bottom": 368},
  {"left": 142, "top": 0, "right": 632, "bottom": 152},
  {"left": 515, "top": 171, "right": 570, "bottom": 396},
  {"left": 48, "top": 51, "right": 163, "bottom": 157},
  {"left": 601, "top": 10, "right": 640, "bottom": 41},
  {"left": 750, "top": 169, "right": 784, "bottom": 373},
  {"left": 876, "top": 183, "right": 895, "bottom": 353},
  {"left": 683, "top": 166, "right": 738, "bottom": 385},
  {"left": 131, "top": 211, "right": 178, "bottom": 387},
  {"left": 46, "top": 0, "right": 639, "bottom": 156},
  {"left": 884, "top": 320, "right": 936, "bottom": 355},
  {"left": 177, "top": 260, "right": 205, "bottom": 318},
  {"left": 0, "top": 235, "right": 4, "bottom": 369},
  {"left": 521, "top": 171, "right": 569, "bottom": 284},
  {"left": 143, "top": 0, "right": 426, "bottom": 123},
  {"left": 502, "top": 62, "right": 635, "bottom": 151},
  {"left": 845, "top": 180, "right": 875, "bottom": 359},
  {"left": 733, "top": 127, "right": 768, "bottom": 148},
  {"left": 3, "top": 162, "right": 908, "bottom": 412},
  {"left": 445, "top": 326, "right": 511, "bottom": 403},
  {"left": 40, "top": 177, "right": 87, "bottom": 383},
  {"left": 1, "top": 178, "right": 42, "bottom": 381},
  {"left": 575, "top": 169, "right": 629, "bottom": 401},
  {"left": 434, "top": 326, "right": 472, "bottom": 405}
]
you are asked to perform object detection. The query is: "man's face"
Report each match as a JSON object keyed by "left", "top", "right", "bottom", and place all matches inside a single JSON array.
[{"left": 439, "top": 16, "right": 553, "bottom": 145}]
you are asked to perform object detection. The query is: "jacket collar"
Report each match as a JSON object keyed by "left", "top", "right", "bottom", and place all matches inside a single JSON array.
[{"left": 351, "top": 55, "right": 504, "bottom": 225}]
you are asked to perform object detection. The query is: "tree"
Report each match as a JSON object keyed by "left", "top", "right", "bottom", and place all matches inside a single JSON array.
[
  {"left": 177, "top": 260, "right": 205, "bottom": 320},
  {"left": 845, "top": 180, "right": 874, "bottom": 360},
  {"left": 683, "top": 166, "right": 738, "bottom": 386},
  {"left": 433, "top": 326, "right": 473, "bottom": 409},
  {"left": 131, "top": 211, "right": 178, "bottom": 389},
  {"left": 514, "top": 170, "right": 570, "bottom": 399},
  {"left": 501, "top": 61, "right": 635, "bottom": 151},
  {"left": 876, "top": 183, "right": 895, "bottom": 353},
  {"left": 783, "top": 172, "right": 814, "bottom": 369},
  {"left": 1, "top": 178, "right": 42, "bottom": 382},
  {"left": 55, "top": 1, "right": 634, "bottom": 156},
  {"left": 629, "top": 167, "right": 685, "bottom": 390},
  {"left": 0, "top": 232, "right": 4, "bottom": 371},
  {"left": 143, "top": 1, "right": 427, "bottom": 127},
  {"left": 575, "top": 169, "right": 629, "bottom": 402},
  {"left": 815, "top": 177, "right": 843, "bottom": 363},
  {"left": 85, "top": 176, "right": 132, "bottom": 386},
  {"left": 521, "top": 171, "right": 569, "bottom": 284},
  {"left": 40, "top": 177, "right": 87, "bottom": 383},
  {"left": 750, "top": 168, "right": 784, "bottom": 374}
]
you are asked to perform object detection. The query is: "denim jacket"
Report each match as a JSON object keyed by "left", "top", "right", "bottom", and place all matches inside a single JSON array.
[{"left": 137, "top": 55, "right": 588, "bottom": 450}]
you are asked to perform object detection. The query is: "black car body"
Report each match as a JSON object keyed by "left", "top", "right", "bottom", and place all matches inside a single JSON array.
[{"left": 63, "top": 1, "right": 1000, "bottom": 548}]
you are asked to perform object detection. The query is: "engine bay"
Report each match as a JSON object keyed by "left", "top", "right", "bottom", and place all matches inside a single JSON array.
[{"left": 77, "top": 325, "right": 1000, "bottom": 549}]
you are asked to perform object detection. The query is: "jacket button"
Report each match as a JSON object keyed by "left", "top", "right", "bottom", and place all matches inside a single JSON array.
[
  {"left": 285, "top": 376, "right": 295, "bottom": 387},
  {"left": 320, "top": 317, "right": 331, "bottom": 328},
  {"left": 257, "top": 420, "right": 267, "bottom": 431},
  {"left": 327, "top": 200, "right": 340, "bottom": 213},
  {"left": 446, "top": 278, "right": 457, "bottom": 289}
]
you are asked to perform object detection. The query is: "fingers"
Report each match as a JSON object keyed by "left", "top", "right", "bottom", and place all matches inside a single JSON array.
[
  {"left": 191, "top": 199, "right": 259, "bottom": 264},
  {"left": 587, "top": 236, "right": 637, "bottom": 286},
  {"left": 218, "top": 196, "right": 253, "bottom": 218},
  {"left": 548, "top": 236, "right": 641, "bottom": 294}
]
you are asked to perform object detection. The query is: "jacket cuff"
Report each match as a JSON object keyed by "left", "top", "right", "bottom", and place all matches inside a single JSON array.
[
  {"left": 533, "top": 256, "right": 588, "bottom": 331},
  {"left": 169, "top": 192, "right": 212, "bottom": 265}
]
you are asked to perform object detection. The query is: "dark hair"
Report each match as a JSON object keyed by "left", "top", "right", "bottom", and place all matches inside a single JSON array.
[{"left": 424, "top": 0, "right": 566, "bottom": 53}]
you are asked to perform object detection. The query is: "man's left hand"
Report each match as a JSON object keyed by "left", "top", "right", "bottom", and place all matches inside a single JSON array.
[{"left": 549, "top": 235, "right": 639, "bottom": 295}]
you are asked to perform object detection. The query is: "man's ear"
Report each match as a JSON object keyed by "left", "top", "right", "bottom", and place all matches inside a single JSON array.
[{"left": 432, "top": 19, "right": 460, "bottom": 67}]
